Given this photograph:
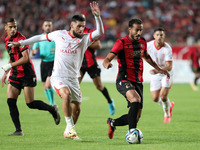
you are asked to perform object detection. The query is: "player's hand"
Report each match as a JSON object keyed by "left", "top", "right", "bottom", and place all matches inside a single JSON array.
[
  {"left": 1, "top": 63, "right": 12, "bottom": 72},
  {"left": 103, "top": 62, "right": 113, "bottom": 69},
  {"left": 1, "top": 73, "right": 7, "bottom": 87},
  {"left": 150, "top": 69, "right": 158, "bottom": 75},
  {"left": 158, "top": 69, "right": 170, "bottom": 79},
  {"left": 8, "top": 42, "right": 21, "bottom": 47},
  {"left": 90, "top": 1, "right": 100, "bottom": 17}
]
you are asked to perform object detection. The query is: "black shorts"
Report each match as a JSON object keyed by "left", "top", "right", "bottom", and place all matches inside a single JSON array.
[
  {"left": 192, "top": 66, "right": 200, "bottom": 73},
  {"left": 8, "top": 76, "right": 37, "bottom": 92},
  {"left": 116, "top": 80, "right": 143, "bottom": 109},
  {"left": 41, "top": 61, "right": 54, "bottom": 82},
  {"left": 80, "top": 64, "right": 101, "bottom": 79}
]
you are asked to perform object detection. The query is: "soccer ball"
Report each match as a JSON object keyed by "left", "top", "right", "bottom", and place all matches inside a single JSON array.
[{"left": 125, "top": 128, "right": 143, "bottom": 144}]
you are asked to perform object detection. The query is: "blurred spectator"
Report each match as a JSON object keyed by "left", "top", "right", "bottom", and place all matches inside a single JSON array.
[{"left": 1, "top": 0, "right": 200, "bottom": 57}]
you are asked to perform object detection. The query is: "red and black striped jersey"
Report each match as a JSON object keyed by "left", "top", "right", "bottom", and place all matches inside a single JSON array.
[
  {"left": 4, "top": 32, "right": 36, "bottom": 78},
  {"left": 110, "top": 35, "right": 147, "bottom": 83},
  {"left": 188, "top": 47, "right": 200, "bottom": 68},
  {"left": 81, "top": 27, "right": 97, "bottom": 68}
]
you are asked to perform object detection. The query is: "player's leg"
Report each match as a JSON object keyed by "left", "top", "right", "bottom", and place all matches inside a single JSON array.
[
  {"left": 89, "top": 65, "right": 115, "bottom": 115},
  {"left": 160, "top": 75, "right": 174, "bottom": 123},
  {"left": 194, "top": 70, "right": 200, "bottom": 86},
  {"left": 107, "top": 81, "right": 140, "bottom": 139},
  {"left": 71, "top": 101, "right": 81, "bottom": 125},
  {"left": 41, "top": 61, "right": 55, "bottom": 105},
  {"left": 24, "top": 86, "right": 60, "bottom": 125},
  {"left": 78, "top": 69, "right": 85, "bottom": 84},
  {"left": 190, "top": 67, "right": 199, "bottom": 91},
  {"left": 93, "top": 76, "right": 115, "bottom": 115},
  {"left": 45, "top": 76, "right": 56, "bottom": 106},
  {"left": 61, "top": 80, "right": 81, "bottom": 140},
  {"left": 150, "top": 74, "right": 162, "bottom": 105},
  {"left": 7, "top": 83, "right": 23, "bottom": 136}
]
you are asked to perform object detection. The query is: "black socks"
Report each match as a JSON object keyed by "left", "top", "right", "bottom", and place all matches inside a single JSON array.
[
  {"left": 7, "top": 98, "right": 21, "bottom": 132},
  {"left": 101, "top": 87, "right": 112, "bottom": 103}
]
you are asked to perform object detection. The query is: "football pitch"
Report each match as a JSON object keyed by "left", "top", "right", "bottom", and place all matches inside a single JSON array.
[{"left": 0, "top": 82, "right": 199, "bottom": 150}]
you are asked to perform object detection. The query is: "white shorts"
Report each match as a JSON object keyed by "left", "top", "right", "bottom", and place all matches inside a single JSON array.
[
  {"left": 150, "top": 73, "right": 173, "bottom": 91},
  {"left": 50, "top": 76, "right": 82, "bottom": 103}
]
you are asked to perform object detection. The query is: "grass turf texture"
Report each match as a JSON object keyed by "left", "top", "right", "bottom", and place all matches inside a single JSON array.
[{"left": 0, "top": 82, "right": 199, "bottom": 150}]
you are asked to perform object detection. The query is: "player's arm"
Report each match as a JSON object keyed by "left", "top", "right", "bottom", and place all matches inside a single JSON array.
[
  {"left": 88, "top": 40, "right": 102, "bottom": 50},
  {"left": 1, "top": 49, "right": 30, "bottom": 72},
  {"left": 143, "top": 51, "right": 170, "bottom": 78},
  {"left": 1, "top": 58, "right": 11, "bottom": 87},
  {"left": 8, "top": 34, "right": 47, "bottom": 47},
  {"left": 90, "top": 1, "right": 104, "bottom": 40},
  {"left": 103, "top": 52, "right": 116, "bottom": 69},
  {"left": 32, "top": 47, "right": 39, "bottom": 56}
]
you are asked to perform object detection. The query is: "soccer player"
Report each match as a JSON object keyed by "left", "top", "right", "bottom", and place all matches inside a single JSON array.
[
  {"left": 188, "top": 39, "right": 200, "bottom": 91},
  {"left": 32, "top": 20, "right": 57, "bottom": 108},
  {"left": 1, "top": 18, "right": 60, "bottom": 136},
  {"left": 9, "top": 1, "right": 104, "bottom": 139},
  {"left": 79, "top": 26, "right": 115, "bottom": 115},
  {"left": 103, "top": 18, "right": 169, "bottom": 139},
  {"left": 147, "top": 27, "right": 175, "bottom": 123}
]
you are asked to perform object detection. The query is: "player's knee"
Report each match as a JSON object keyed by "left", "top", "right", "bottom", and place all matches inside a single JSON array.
[
  {"left": 152, "top": 97, "right": 159, "bottom": 102},
  {"left": 160, "top": 95, "right": 167, "bottom": 102},
  {"left": 129, "top": 97, "right": 140, "bottom": 103},
  {"left": 96, "top": 84, "right": 103, "bottom": 91}
]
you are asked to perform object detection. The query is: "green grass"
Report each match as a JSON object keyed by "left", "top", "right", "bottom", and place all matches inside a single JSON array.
[{"left": 0, "top": 82, "right": 200, "bottom": 150}]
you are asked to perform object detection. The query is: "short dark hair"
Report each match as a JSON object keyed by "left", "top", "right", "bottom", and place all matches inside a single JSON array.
[
  {"left": 43, "top": 19, "right": 53, "bottom": 23},
  {"left": 71, "top": 14, "right": 86, "bottom": 23},
  {"left": 129, "top": 18, "right": 142, "bottom": 27},
  {"left": 5, "top": 18, "right": 16, "bottom": 24},
  {"left": 154, "top": 27, "right": 165, "bottom": 33}
]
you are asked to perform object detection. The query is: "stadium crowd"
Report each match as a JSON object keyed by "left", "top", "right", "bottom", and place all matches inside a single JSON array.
[{"left": 0, "top": 0, "right": 200, "bottom": 57}]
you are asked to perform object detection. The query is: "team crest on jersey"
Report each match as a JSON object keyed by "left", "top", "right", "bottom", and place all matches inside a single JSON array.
[
  {"left": 20, "top": 45, "right": 25, "bottom": 49},
  {"left": 76, "top": 39, "right": 80, "bottom": 43},
  {"left": 140, "top": 43, "right": 143, "bottom": 48}
]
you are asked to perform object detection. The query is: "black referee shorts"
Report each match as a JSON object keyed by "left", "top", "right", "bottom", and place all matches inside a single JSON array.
[{"left": 40, "top": 61, "right": 54, "bottom": 82}]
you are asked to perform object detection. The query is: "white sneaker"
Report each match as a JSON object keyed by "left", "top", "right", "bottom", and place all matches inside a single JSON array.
[
  {"left": 190, "top": 82, "right": 198, "bottom": 91},
  {"left": 64, "top": 126, "right": 81, "bottom": 140}
]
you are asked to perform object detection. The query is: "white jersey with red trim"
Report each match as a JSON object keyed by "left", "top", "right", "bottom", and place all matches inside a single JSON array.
[
  {"left": 147, "top": 40, "right": 173, "bottom": 69},
  {"left": 47, "top": 30, "right": 93, "bottom": 78}
]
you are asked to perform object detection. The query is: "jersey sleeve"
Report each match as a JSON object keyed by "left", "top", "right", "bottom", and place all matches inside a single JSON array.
[
  {"left": 18, "top": 36, "right": 30, "bottom": 52},
  {"left": 110, "top": 39, "right": 123, "bottom": 55},
  {"left": 165, "top": 45, "right": 173, "bottom": 62},
  {"left": 32, "top": 42, "right": 39, "bottom": 49},
  {"left": 46, "top": 31, "right": 58, "bottom": 42}
]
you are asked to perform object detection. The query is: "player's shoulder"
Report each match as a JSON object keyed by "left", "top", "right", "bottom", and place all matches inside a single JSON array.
[
  {"left": 147, "top": 40, "right": 154, "bottom": 45},
  {"left": 164, "top": 42, "right": 172, "bottom": 50},
  {"left": 139, "top": 37, "right": 146, "bottom": 42},
  {"left": 17, "top": 32, "right": 27, "bottom": 40}
]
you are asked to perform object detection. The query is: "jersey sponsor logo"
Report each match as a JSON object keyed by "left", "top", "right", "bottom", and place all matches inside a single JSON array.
[
  {"left": 130, "top": 51, "right": 141, "bottom": 57},
  {"left": 60, "top": 49, "right": 77, "bottom": 54}
]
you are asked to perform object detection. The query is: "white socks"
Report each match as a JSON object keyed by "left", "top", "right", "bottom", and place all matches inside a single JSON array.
[
  {"left": 160, "top": 98, "right": 171, "bottom": 117},
  {"left": 65, "top": 116, "right": 75, "bottom": 132}
]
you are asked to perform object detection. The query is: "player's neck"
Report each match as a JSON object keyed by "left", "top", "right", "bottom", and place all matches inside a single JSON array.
[
  {"left": 155, "top": 41, "right": 164, "bottom": 49},
  {"left": 69, "top": 30, "right": 75, "bottom": 38}
]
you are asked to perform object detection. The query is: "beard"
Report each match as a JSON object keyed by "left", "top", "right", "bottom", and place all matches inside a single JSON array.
[{"left": 73, "top": 30, "right": 83, "bottom": 38}]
